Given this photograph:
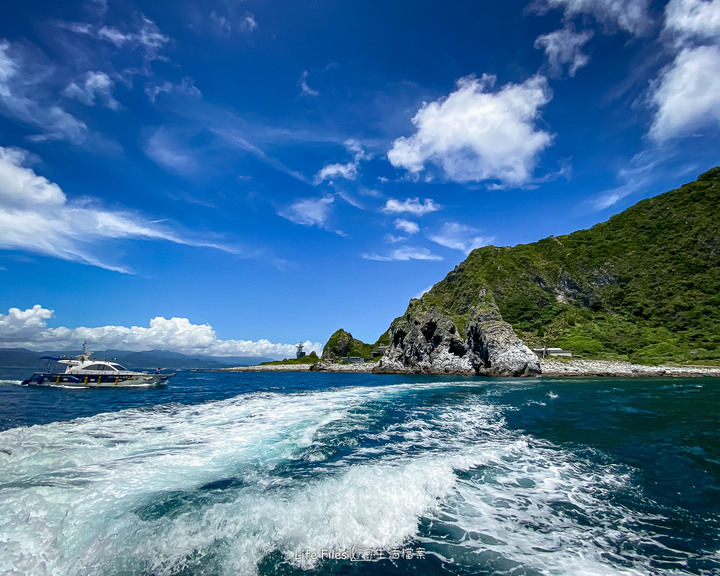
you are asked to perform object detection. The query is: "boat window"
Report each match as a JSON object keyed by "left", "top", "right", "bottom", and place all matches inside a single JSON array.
[
  {"left": 109, "top": 363, "right": 128, "bottom": 371},
  {"left": 83, "top": 364, "right": 108, "bottom": 371}
]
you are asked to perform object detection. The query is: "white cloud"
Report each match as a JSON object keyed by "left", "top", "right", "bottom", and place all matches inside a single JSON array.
[
  {"left": 298, "top": 70, "right": 319, "bottom": 97},
  {"left": 382, "top": 197, "right": 441, "bottom": 216},
  {"left": 144, "top": 128, "right": 199, "bottom": 175},
  {"left": 279, "top": 195, "right": 339, "bottom": 232},
  {"left": 664, "top": 0, "right": 720, "bottom": 42},
  {"left": 209, "top": 10, "right": 257, "bottom": 36},
  {"left": 63, "top": 71, "right": 120, "bottom": 109},
  {"left": 541, "top": 0, "right": 652, "bottom": 35},
  {"left": 649, "top": 45, "right": 720, "bottom": 142},
  {"left": 427, "top": 222, "right": 494, "bottom": 254},
  {"left": 394, "top": 218, "right": 420, "bottom": 234},
  {"left": 0, "top": 41, "right": 88, "bottom": 144},
  {"left": 362, "top": 247, "right": 443, "bottom": 262},
  {"left": 534, "top": 25, "right": 593, "bottom": 77},
  {"left": 0, "top": 147, "right": 65, "bottom": 207},
  {"left": 241, "top": 15, "right": 258, "bottom": 33},
  {"left": 388, "top": 75, "right": 552, "bottom": 186},
  {"left": 315, "top": 140, "right": 366, "bottom": 183},
  {"left": 145, "top": 77, "right": 202, "bottom": 103},
  {"left": 0, "top": 146, "right": 234, "bottom": 272},
  {"left": 0, "top": 305, "right": 321, "bottom": 358},
  {"left": 316, "top": 162, "right": 357, "bottom": 182},
  {"left": 98, "top": 16, "right": 168, "bottom": 56}
]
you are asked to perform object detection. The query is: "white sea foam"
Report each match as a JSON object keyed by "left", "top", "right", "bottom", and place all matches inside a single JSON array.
[{"left": 0, "top": 381, "right": 709, "bottom": 575}]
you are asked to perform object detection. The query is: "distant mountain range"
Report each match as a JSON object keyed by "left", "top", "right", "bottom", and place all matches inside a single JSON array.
[{"left": 0, "top": 348, "right": 274, "bottom": 370}]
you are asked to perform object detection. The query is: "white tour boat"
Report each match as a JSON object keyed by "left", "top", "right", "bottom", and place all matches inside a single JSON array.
[{"left": 21, "top": 346, "right": 174, "bottom": 388}]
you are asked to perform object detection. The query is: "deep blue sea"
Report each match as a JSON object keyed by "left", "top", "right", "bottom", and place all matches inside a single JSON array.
[{"left": 1, "top": 368, "right": 719, "bottom": 575}]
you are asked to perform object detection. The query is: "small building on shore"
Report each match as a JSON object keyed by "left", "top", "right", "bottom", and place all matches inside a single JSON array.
[
  {"left": 533, "top": 347, "right": 573, "bottom": 358},
  {"left": 342, "top": 357, "right": 366, "bottom": 363}
]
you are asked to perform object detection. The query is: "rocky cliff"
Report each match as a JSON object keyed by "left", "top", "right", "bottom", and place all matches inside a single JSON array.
[{"left": 376, "top": 290, "right": 540, "bottom": 376}]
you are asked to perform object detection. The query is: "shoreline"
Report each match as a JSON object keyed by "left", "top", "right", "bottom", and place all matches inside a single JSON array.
[{"left": 218, "top": 359, "right": 720, "bottom": 377}]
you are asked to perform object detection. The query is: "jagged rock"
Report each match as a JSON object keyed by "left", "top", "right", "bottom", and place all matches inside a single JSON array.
[
  {"left": 466, "top": 306, "right": 541, "bottom": 377},
  {"left": 376, "top": 293, "right": 540, "bottom": 377},
  {"left": 376, "top": 306, "right": 473, "bottom": 374}
]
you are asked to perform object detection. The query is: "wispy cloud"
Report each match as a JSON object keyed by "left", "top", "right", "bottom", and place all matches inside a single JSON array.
[
  {"left": 298, "top": 70, "right": 320, "bottom": 97},
  {"left": 315, "top": 140, "right": 367, "bottom": 183},
  {"left": 143, "top": 128, "right": 200, "bottom": 175},
  {"left": 278, "top": 195, "right": 345, "bottom": 235},
  {"left": 382, "top": 197, "right": 441, "bottom": 216},
  {"left": 209, "top": 10, "right": 257, "bottom": 37},
  {"left": 427, "top": 222, "right": 494, "bottom": 254},
  {"left": 535, "top": 0, "right": 653, "bottom": 36},
  {"left": 362, "top": 246, "right": 442, "bottom": 261},
  {"left": 0, "top": 41, "right": 88, "bottom": 144},
  {"left": 145, "top": 76, "right": 201, "bottom": 103},
  {"left": 62, "top": 71, "right": 120, "bottom": 109},
  {"left": 534, "top": 25, "right": 593, "bottom": 77},
  {"left": 0, "top": 146, "right": 236, "bottom": 272}
]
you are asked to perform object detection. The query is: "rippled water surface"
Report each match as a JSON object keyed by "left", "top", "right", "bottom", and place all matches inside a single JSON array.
[{"left": 1, "top": 370, "right": 718, "bottom": 575}]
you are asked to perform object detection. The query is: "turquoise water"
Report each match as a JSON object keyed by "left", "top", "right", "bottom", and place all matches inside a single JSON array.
[{"left": 0, "top": 370, "right": 718, "bottom": 575}]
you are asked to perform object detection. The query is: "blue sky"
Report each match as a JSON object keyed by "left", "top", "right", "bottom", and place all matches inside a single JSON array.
[{"left": 1, "top": 0, "right": 719, "bottom": 358}]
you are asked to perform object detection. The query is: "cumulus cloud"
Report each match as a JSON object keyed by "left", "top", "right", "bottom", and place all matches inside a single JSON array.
[
  {"left": 647, "top": 0, "right": 720, "bottom": 143},
  {"left": 427, "top": 222, "right": 494, "bottom": 254},
  {"left": 388, "top": 75, "right": 552, "bottom": 186},
  {"left": 62, "top": 71, "right": 120, "bottom": 109},
  {"left": 664, "top": 0, "right": 720, "bottom": 42},
  {"left": 539, "top": 0, "right": 652, "bottom": 36},
  {"left": 0, "top": 146, "right": 234, "bottom": 272},
  {"left": 534, "top": 25, "right": 593, "bottom": 76},
  {"left": 382, "top": 197, "right": 441, "bottom": 216},
  {"left": 362, "top": 246, "right": 443, "bottom": 262},
  {"left": 649, "top": 45, "right": 720, "bottom": 142},
  {"left": 394, "top": 218, "right": 420, "bottom": 235},
  {"left": 0, "top": 305, "right": 321, "bottom": 358},
  {"left": 384, "top": 219, "right": 420, "bottom": 244}
]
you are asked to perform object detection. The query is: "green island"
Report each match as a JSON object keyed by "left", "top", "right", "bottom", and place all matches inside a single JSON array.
[{"left": 326, "top": 167, "right": 720, "bottom": 367}]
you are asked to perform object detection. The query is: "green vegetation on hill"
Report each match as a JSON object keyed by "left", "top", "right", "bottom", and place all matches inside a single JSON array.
[
  {"left": 321, "top": 329, "right": 384, "bottom": 361},
  {"left": 415, "top": 167, "right": 720, "bottom": 365}
]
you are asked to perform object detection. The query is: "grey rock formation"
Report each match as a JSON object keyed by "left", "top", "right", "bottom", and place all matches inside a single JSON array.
[
  {"left": 376, "top": 293, "right": 540, "bottom": 377},
  {"left": 376, "top": 307, "right": 474, "bottom": 374}
]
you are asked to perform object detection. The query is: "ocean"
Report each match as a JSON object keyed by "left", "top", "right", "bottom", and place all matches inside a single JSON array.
[{"left": 0, "top": 369, "right": 718, "bottom": 575}]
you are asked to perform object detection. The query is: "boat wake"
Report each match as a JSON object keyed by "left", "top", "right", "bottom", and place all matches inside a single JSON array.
[{"left": 0, "top": 381, "right": 716, "bottom": 575}]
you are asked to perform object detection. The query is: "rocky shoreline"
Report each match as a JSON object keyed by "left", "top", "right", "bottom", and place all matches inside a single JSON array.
[
  {"left": 539, "top": 358, "right": 720, "bottom": 377},
  {"left": 219, "top": 359, "right": 720, "bottom": 377}
]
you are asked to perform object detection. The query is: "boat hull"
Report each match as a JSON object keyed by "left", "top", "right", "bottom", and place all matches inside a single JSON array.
[{"left": 21, "top": 373, "right": 172, "bottom": 388}]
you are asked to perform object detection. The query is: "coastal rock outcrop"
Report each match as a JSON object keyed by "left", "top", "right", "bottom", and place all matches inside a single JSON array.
[
  {"left": 375, "top": 293, "right": 540, "bottom": 376},
  {"left": 321, "top": 329, "right": 372, "bottom": 362}
]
